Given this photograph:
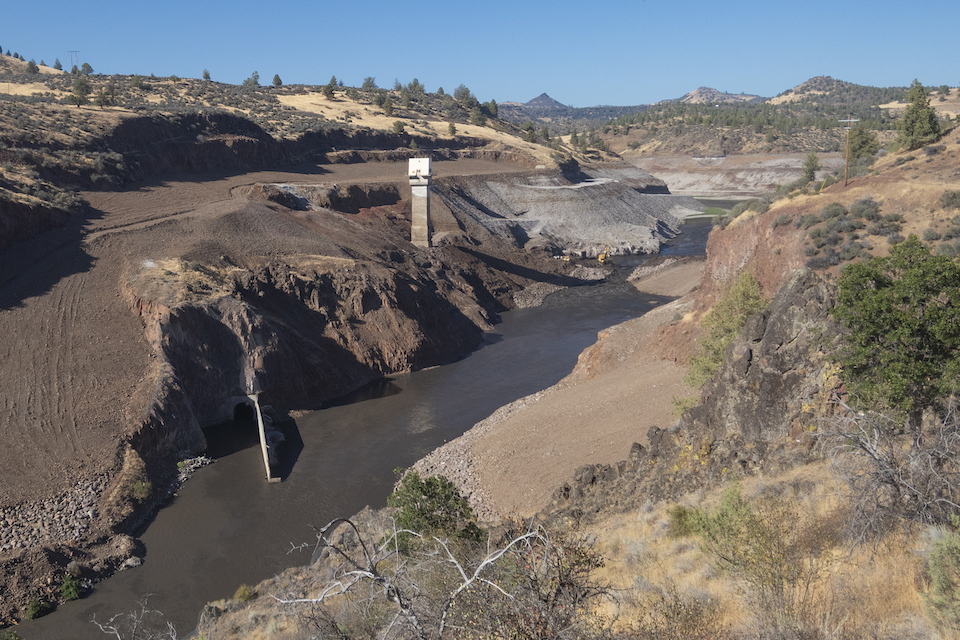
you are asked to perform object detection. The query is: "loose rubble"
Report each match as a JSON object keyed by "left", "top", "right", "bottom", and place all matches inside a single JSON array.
[{"left": 0, "top": 477, "right": 107, "bottom": 552}]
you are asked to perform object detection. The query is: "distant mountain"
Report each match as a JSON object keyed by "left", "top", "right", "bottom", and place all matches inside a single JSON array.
[
  {"left": 524, "top": 93, "right": 568, "bottom": 109},
  {"left": 677, "top": 87, "right": 764, "bottom": 105},
  {"left": 498, "top": 93, "right": 649, "bottom": 133}
]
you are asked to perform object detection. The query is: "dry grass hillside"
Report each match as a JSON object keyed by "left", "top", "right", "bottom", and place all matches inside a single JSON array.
[{"left": 537, "top": 128, "right": 960, "bottom": 638}]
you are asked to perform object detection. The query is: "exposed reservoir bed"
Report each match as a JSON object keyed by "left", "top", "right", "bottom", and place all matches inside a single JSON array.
[{"left": 22, "top": 220, "right": 710, "bottom": 639}]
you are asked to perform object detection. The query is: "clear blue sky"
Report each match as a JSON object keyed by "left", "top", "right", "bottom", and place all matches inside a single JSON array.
[{"left": 4, "top": 0, "right": 956, "bottom": 107}]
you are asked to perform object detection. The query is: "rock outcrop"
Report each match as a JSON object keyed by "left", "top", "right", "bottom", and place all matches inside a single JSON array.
[
  {"left": 127, "top": 254, "right": 515, "bottom": 463},
  {"left": 540, "top": 269, "right": 842, "bottom": 528}
]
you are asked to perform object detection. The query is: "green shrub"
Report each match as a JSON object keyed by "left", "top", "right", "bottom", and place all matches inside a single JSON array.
[
  {"left": 729, "top": 199, "right": 770, "bottom": 219},
  {"left": 833, "top": 236, "right": 960, "bottom": 418},
  {"left": 939, "top": 241, "right": 960, "bottom": 257},
  {"left": 132, "top": 479, "right": 152, "bottom": 501},
  {"left": 667, "top": 504, "right": 697, "bottom": 538},
  {"left": 684, "top": 272, "right": 767, "bottom": 387},
  {"left": 926, "top": 516, "right": 960, "bottom": 630},
  {"left": 387, "top": 470, "right": 482, "bottom": 548},
  {"left": 796, "top": 213, "right": 821, "bottom": 229},
  {"left": 636, "top": 584, "right": 727, "bottom": 639},
  {"left": 61, "top": 573, "right": 80, "bottom": 601},
  {"left": 820, "top": 202, "right": 848, "bottom": 219},
  {"left": 807, "top": 254, "right": 838, "bottom": 270},
  {"left": 940, "top": 191, "right": 960, "bottom": 210},
  {"left": 770, "top": 213, "right": 791, "bottom": 229},
  {"left": 233, "top": 584, "right": 256, "bottom": 603},
  {"left": 688, "top": 484, "right": 836, "bottom": 635},
  {"left": 24, "top": 599, "right": 53, "bottom": 619},
  {"left": 923, "top": 228, "right": 942, "bottom": 242},
  {"left": 2, "top": 630, "right": 24, "bottom": 640},
  {"left": 850, "top": 197, "right": 881, "bottom": 220}
]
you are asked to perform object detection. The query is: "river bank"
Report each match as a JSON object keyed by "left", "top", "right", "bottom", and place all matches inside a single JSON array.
[{"left": 412, "top": 258, "right": 703, "bottom": 521}]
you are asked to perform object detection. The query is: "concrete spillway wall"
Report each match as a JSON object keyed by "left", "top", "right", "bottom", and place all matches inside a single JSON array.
[{"left": 220, "top": 394, "right": 279, "bottom": 483}]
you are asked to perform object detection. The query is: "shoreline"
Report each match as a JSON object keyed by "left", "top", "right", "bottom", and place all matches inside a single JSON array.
[{"left": 412, "top": 258, "right": 703, "bottom": 521}]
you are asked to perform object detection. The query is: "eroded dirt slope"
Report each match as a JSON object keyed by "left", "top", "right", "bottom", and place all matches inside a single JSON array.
[{"left": 0, "top": 159, "right": 537, "bottom": 507}]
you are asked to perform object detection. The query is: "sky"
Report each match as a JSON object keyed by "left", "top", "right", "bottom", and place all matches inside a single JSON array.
[{"left": 3, "top": 0, "right": 956, "bottom": 107}]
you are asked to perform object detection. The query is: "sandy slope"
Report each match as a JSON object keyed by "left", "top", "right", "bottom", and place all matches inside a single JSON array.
[{"left": 413, "top": 260, "right": 703, "bottom": 520}]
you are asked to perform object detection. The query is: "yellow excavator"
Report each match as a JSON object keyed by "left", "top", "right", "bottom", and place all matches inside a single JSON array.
[{"left": 597, "top": 245, "right": 611, "bottom": 264}]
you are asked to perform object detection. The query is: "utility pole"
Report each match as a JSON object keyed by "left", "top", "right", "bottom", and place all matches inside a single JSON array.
[
  {"left": 840, "top": 117, "right": 859, "bottom": 186},
  {"left": 68, "top": 51, "right": 80, "bottom": 73}
]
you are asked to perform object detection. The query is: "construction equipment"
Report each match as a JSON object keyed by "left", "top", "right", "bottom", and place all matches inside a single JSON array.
[{"left": 598, "top": 245, "right": 611, "bottom": 264}]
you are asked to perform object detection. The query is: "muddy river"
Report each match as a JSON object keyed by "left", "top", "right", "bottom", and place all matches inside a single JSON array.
[{"left": 20, "top": 219, "right": 711, "bottom": 639}]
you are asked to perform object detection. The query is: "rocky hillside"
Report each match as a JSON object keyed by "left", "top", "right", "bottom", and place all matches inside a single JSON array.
[
  {"left": 600, "top": 76, "right": 957, "bottom": 157},
  {"left": 677, "top": 87, "right": 764, "bottom": 104}
]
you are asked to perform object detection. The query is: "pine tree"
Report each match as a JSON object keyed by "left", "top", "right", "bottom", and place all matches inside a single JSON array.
[
  {"left": 847, "top": 124, "right": 880, "bottom": 160},
  {"left": 71, "top": 76, "right": 91, "bottom": 108},
  {"left": 896, "top": 79, "right": 941, "bottom": 150},
  {"left": 272, "top": 74, "right": 282, "bottom": 87},
  {"left": 801, "top": 152, "right": 820, "bottom": 183},
  {"left": 469, "top": 106, "right": 486, "bottom": 126},
  {"left": 53, "top": 58, "right": 62, "bottom": 70}
]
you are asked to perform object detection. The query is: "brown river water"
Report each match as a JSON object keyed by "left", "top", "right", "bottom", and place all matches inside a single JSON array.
[{"left": 20, "top": 219, "right": 711, "bottom": 639}]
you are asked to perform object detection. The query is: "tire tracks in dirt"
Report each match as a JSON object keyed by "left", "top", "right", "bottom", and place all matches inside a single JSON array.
[{"left": 1, "top": 158, "right": 532, "bottom": 506}]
